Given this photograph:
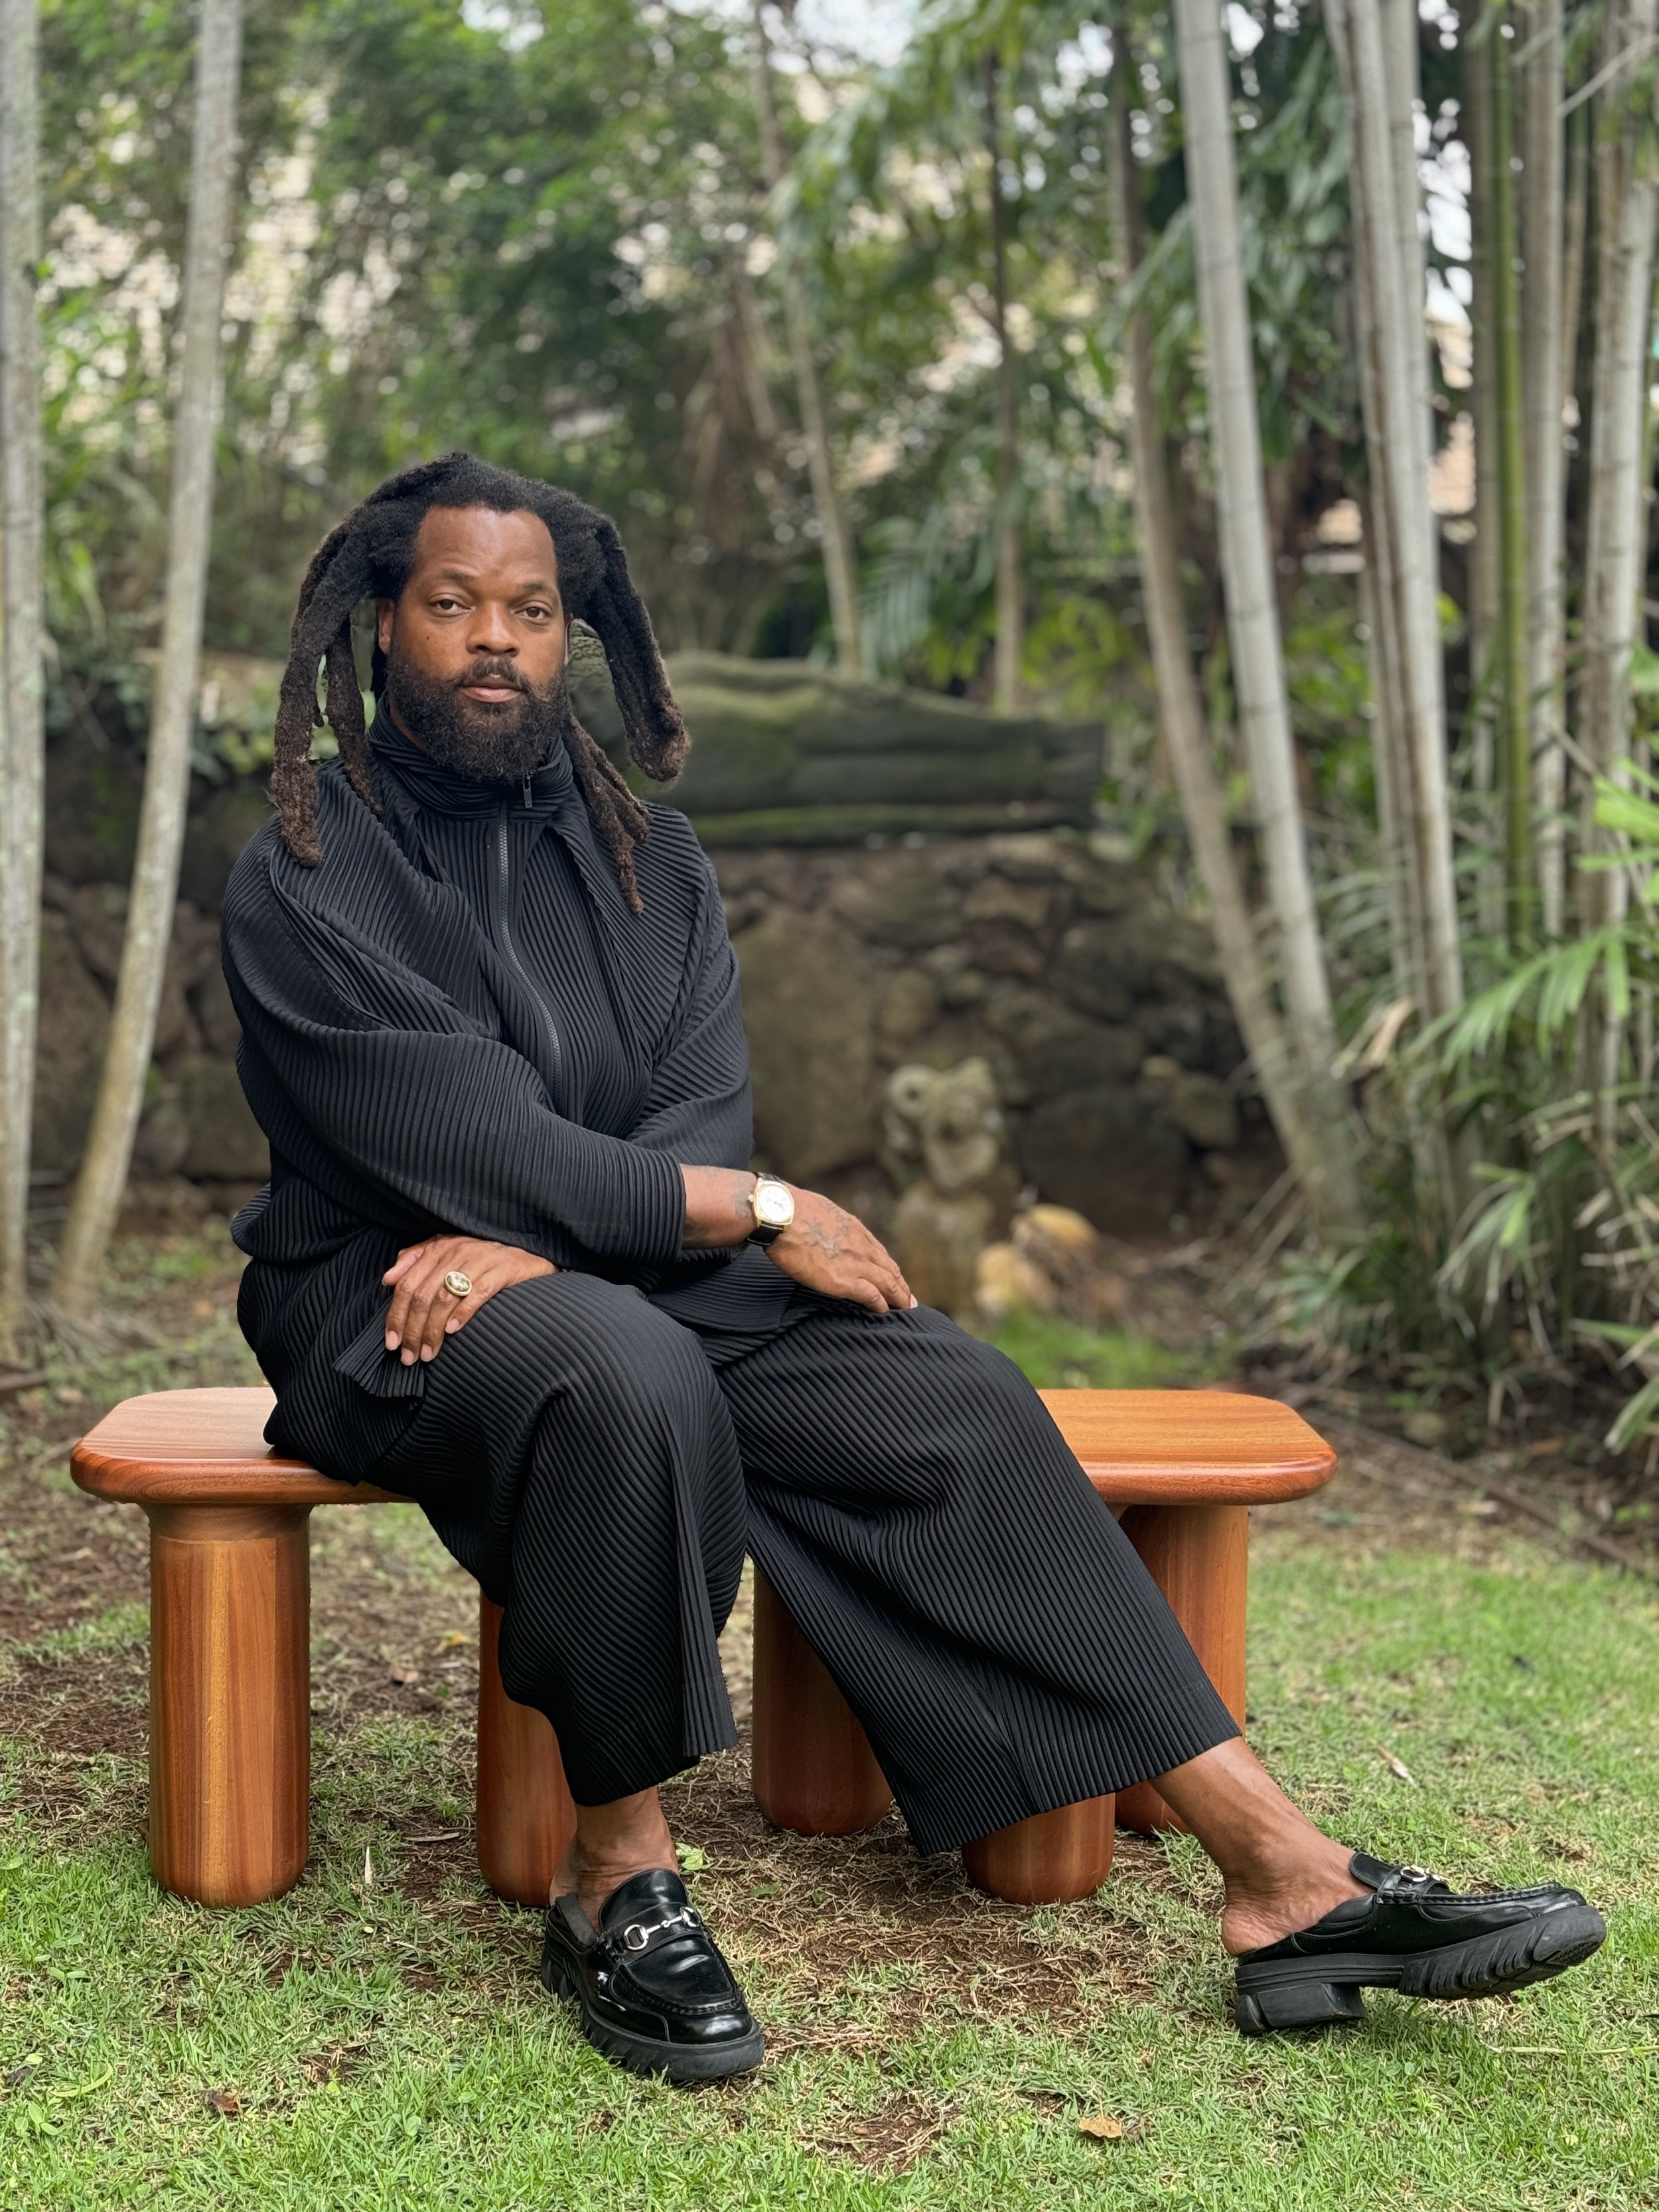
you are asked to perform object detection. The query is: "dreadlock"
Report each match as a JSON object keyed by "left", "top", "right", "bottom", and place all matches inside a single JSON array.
[{"left": 270, "top": 452, "right": 689, "bottom": 912}]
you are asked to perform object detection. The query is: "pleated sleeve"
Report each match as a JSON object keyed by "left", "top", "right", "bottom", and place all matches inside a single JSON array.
[
  {"left": 626, "top": 851, "right": 754, "bottom": 1169},
  {"left": 224, "top": 852, "right": 688, "bottom": 1266}
]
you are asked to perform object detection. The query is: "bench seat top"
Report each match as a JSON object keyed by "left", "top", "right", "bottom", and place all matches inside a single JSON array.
[{"left": 70, "top": 1383, "right": 1334, "bottom": 1510}]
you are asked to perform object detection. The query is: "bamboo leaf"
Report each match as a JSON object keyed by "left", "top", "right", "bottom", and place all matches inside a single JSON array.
[
  {"left": 1607, "top": 1373, "right": 1659, "bottom": 1454},
  {"left": 1573, "top": 1319, "right": 1650, "bottom": 1347}
]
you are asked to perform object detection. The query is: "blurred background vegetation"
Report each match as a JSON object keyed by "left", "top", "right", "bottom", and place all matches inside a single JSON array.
[{"left": 11, "top": 0, "right": 1659, "bottom": 1456}]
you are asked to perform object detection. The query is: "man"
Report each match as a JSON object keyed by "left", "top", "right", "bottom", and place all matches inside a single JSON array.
[{"left": 224, "top": 453, "right": 1603, "bottom": 2083}]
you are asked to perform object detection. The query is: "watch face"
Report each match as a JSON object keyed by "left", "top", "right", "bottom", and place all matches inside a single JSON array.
[{"left": 755, "top": 1181, "right": 794, "bottom": 1227}]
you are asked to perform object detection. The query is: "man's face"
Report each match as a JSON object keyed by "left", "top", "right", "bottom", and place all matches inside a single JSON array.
[{"left": 377, "top": 505, "right": 572, "bottom": 782}]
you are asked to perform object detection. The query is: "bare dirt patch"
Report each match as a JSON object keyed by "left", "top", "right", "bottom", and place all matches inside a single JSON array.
[{"left": 804, "top": 2092, "right": 957, "bottom": 2175}]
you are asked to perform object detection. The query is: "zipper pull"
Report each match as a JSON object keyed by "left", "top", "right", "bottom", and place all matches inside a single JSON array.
[{"left": 522, "top": 774, "right": 532, "bottom": 808}]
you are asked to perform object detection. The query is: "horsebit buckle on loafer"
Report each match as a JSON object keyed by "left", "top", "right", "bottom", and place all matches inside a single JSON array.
[{"left": 620, "top": 1907, "right": 700, "bottom": 1952}]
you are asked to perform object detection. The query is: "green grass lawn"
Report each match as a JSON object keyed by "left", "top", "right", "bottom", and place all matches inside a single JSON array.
[{"left": 2, "top": 1265, "right": 1656, "bottom": 2208}]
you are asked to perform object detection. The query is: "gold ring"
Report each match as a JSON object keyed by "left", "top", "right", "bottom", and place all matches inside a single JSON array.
[{"left": 442, "top": 1270, "right": 474, "bottom": 1299}]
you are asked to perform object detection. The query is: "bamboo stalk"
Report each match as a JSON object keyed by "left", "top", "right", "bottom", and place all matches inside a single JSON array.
[
  {"left": 1579, "top": 0, "right": 1659, "bottom": 1123},
  {"left": 1331, "top": 0, "right": 1465, "bottom": 1222},
  {"left": 750, "top": 2, "right": 862, "bottom": 676},
  {"left": 0, "top": 0, "right": 44, "bottom": 1362},
  {"left": 1464, "top": 13, "right": 1505, "bottom": 938},
  {"left": 50, "top": 0, "right": 245, "bottom": 1320},
  {"left": 1521, "top": 0, "right": 1567, "bottom": 936},
  {"left": 1560, "top": 96, "right": 1589, "bottom": 425},
  {"left": 1106, "top": 55, "right": 1362, "bottom": 1231},
  {"left": 1375, "top": 0, "right": 1463, "bottom": 1023},
  {"left": 1169, "top": 0, "right": 1346, "bottom": 1095},
  {"left": 983, "top": 53, "right": 1024, "bottom": 716},
  {"left": 1488, "top": 7, "right": 1535, "bottom": 945}
]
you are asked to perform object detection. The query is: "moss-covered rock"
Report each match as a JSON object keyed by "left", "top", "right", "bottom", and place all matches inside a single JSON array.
[{"left": 577, "top": 650, "right": 1102, "bottom": 840}]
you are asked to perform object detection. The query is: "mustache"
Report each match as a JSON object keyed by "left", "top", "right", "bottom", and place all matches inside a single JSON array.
[{"left": 452, "top": 657, "right": 530, "bottom": 695}]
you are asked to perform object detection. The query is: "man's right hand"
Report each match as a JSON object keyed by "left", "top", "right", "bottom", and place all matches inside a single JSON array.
[
  {"left": 763, "top": 1187, "right": 916, "bottom": 1315},
  {"left": 679, "top": 1165, "right": 916, "bottom": 1313}
]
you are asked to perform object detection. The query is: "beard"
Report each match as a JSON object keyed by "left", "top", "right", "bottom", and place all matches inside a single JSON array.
[{"left": 384, "top": 648, "right": 571, "bottom": 784}]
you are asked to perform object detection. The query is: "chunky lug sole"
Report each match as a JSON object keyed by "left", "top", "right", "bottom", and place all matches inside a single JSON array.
[
  {"left": 1234, "top": 1902, "right": 1607, "bottom": 2035},
  {"left": 538, "top": 1949, "right": 766, "bottom": 2083}
]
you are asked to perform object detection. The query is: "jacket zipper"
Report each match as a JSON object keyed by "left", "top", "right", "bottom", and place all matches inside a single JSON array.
[{"left": 494, "top": 798, "right": 563, "bottom": 1087}]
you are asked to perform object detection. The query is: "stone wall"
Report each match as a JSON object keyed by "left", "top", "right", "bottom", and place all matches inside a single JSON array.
[
  {"left": 33, "top": 658, "right": 1279, "bottom": 1237},
  {"left": 713, "top": 832, "right": 1277, "bottom": 1241}
]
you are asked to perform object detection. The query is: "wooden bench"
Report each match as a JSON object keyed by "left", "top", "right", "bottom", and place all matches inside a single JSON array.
[{"left": 70, "top": 1384, "right": 1334, "bottom": 1910}]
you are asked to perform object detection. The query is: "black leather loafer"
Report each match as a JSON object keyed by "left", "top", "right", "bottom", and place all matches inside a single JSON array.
[
  {"left": 540, "top": 1868, "right": 764, "bottom": 2082},
  {"left": 1234, "top": 1852, "right": 1606, "bottom": 2034}
]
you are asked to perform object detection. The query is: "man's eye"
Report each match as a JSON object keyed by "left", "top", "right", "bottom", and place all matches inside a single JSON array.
[
  {"left": 522, "top": 603, "right": 552, "bottom": 621},
  {"left": 432, "top": 597, "right": 463, "bottom": 613}
]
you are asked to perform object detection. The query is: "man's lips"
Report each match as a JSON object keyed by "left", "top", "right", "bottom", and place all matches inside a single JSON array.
[{"left": 457, "top": 672, "right": 526, "bottom": 703}]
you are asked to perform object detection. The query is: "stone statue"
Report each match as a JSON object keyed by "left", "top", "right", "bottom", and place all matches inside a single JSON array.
[{"left": 884, "top": 1057, "right": 1012, "bottom": 1316}]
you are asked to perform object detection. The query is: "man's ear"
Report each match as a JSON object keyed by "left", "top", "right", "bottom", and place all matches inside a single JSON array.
[{"left": 376, "top": 596, "right": 396, "bottom": 655}]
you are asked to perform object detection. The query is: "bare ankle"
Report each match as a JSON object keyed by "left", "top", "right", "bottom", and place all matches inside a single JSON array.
[
  {"left": 1219, "top": 1845, "right": 1367, "bottom": 1957},
  {"left": 551, "top": 1791, "right": 678, "bottom": 1921}
]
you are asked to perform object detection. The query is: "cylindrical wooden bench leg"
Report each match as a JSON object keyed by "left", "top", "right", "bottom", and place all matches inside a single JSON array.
[
  {"left": 145, "top": 1502, "right": 311, "bottom": 1907},
  {"left": 963, "top": 1796, "right": 1116, "bottom": 1904},
  {"left": 1116, "top": 1502, "right": 1249, "bottom": 1835},
  {"left": 476, "top": 1593, "right": 577, "bottom": 1906},
  {"left": 751, "top": 1568, "right": 892, "bottom": 1835}
]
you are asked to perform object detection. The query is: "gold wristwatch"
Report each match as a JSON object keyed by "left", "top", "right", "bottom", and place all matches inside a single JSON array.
[{"left": 748, "top": 1173, "right": 796, "bottom": 1246}]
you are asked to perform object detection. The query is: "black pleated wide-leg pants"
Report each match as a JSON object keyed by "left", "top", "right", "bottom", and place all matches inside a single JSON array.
[{"left": 375, "top": 1273, "right": 1238, "bottom": 1854}]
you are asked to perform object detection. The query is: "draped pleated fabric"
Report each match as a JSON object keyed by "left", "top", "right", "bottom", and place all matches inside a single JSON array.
[{"left": 223, "top": 711, "right": 1236, "bottom": 1848}]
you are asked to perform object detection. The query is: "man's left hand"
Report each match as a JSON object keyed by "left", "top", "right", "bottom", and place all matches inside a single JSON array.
[{"left": 383, "top": 1236, "right": 555, "bottom": 1364}]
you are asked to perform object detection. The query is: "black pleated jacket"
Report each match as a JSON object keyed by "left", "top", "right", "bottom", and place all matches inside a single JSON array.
[{"left": 222, "top": 709, "right": 787, "bottom": 1478}]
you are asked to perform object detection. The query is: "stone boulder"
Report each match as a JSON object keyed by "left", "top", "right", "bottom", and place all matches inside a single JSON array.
[
  {"left": 731, "top": 918, "right": 879, "bottom": 1181},
  {"left": 56, "top": 881, "right": 212, "bottom": 1061},
  {"left": 1019, "top": 1086, "right": 1191, "bottom": 1237},
  {"left": 180, "top": 784, "right": 275, "bottom": 913},
  {"left": 175, "top": 1053, "right": 269, "bottom": 1182},
  {"left": 30, "top": 911, "right": 112, "bottom": 1174}
]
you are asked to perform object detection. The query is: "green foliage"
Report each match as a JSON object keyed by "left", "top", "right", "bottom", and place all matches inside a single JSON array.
[
  {"left": 36, "top": 0, "right": 1389, "bottom": 694},
  {"left": 983, "top": 1307, "right": 1228, "bottom": 1387}
]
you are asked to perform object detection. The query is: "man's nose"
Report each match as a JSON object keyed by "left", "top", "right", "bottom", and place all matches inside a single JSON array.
[{"left": 465, "top": 602, "right": 517, "bottom": 656}]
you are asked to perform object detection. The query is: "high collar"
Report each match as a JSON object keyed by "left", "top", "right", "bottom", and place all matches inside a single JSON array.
[{"left": 368, "top": 696, "right": 577, "bottom": 817}]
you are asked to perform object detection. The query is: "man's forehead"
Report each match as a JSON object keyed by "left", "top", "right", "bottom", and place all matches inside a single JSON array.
[{"left": 409, "top": 504, "right": 559, "bottom": 581}]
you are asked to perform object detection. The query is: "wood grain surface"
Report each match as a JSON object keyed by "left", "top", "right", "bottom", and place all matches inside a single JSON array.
[
  {"left": 145, "top": 1500, "right": 311, "bottom": 1905},
  {"left": 71, "top": 1387, "right": 407, "bottom": 1507},
  {"left": 72, "top": 1384, "right": 1336, "bottom": 1509},
  {"left": 1114, "top": 1501, "right": 1249, "bottom": 1834},
  {"left": 476, "top": 1593, "right": 577, "bottom": 1906},
  {"left": 1042, "top": 1388, "right": 1336, "bottom": 1503},
  {"left": 751, "top": 1568, "right": 893, "bottom": 1836},
  {"left": 962, "top": 1795, "right": 1116, "bottom": 1905}
]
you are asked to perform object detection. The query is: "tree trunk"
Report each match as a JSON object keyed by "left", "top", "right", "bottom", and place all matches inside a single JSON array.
[
  {"left": 1487, "top": 10, "right": 1534, "bottom": 944},
  {"left": 1328, "top": 0, "right": 1465, "bottom": 1222},
  {"left": 983, "top": 54, "right": 1023, "bottom": 716},
  {"left": 1521, "top": 0, "right": 1567, "bottom": 936},
  {"left": 1560, "top": 95, "right": 1589, "bottom": 426},
  {"left": 1170, "top": 0, "right": 1347, "bottom": 1096},
  {"left": 1463, "top": 17, "right": 1504, "bottom": 938},
  {"left": 1336, "top": 0, "right": 1463, "bottom": 1024},
  {"left": 50, "top": 0, "right": 244, "bottom": 1321},
  {"left": 749, "top": 3, "right": 862, "bottom": 676},
  {"left": 1106, "top": 62, "right": 1363, "bottom": 1231},
  {"left": 1578, "top": 0, "right": 1659, "bottom": 1116},
  {"left": 0, "top": 0, "right": 44, "bottom": 1363}
]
